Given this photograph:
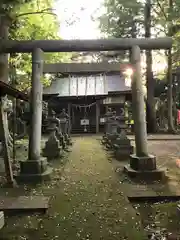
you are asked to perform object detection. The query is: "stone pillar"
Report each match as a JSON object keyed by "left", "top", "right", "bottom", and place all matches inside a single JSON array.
[
  {"left": 28, "top": 48, "right": 43, "bottom": 160},
  {"left": 124, "top": 45, "right": 165, "bottom": 180},
  {"left": 131, "top": 46, "right": 148, "bottom": 157},
  {"left": 16, "top": 48, "right": 52, "bottom": 183},
  {"left": 96, "top": 100, "right": 100, "bottom": 133}
]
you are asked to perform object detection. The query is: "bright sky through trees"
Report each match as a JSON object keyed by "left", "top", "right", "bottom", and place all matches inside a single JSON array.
[
  {"left": 54, "top": 0, "right": 166, "bottom": 74},
  {"left": 54, "top": 0, "right": 103, "bottom": 39}
]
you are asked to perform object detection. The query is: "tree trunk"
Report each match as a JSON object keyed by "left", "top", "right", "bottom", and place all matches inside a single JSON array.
[
  {"left": 0, "top": 15, "right": 9, "bottom": 82},
  {"left": 167, "top": 0, "right": 175, "bottom": 133},
  {"left": 145, "top": 0, "right": 156, "bottom": 133},
  {"left": 0, "top": 15, "right": 12, "bottom": 145},
  {"left": 0, "top": 15, "right": 15, "bottom": 186}
]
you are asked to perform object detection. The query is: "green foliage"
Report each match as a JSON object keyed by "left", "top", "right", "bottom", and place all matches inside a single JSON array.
[
  {"left": 7, "top": 0, "right": 71, "bottom": 91},
  {"left": 96, "top": 0, "right": 144, "bottom": 61},
  {"left": 0, "top": 0, "right": 31, "bottom": 14},
  {"left": 98, "top": 0, "right": 144, "bottom": 38},
  {"left": 98, "top": 0, "right": 180, "bottom": 76}
]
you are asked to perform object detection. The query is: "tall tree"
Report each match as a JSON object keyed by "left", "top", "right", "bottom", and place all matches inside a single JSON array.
[
  {"left": 8, "top": 0, "right": 71, "bottom": 91},
  {"left": 167, "top": 0, "right": 176, "bottom": 133},
  {"left": 145, "top": 0, "right": 156, "bottom": 133},
  {"left": 98, "top": 0, "right": 180, "bottom": 132},
  {"left": 98, "top": 0, "right": 144, "bottom": 61}
]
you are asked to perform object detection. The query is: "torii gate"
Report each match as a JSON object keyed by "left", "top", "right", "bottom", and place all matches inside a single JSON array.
[{"left": 0, "top": 37, "right": 172, "bottom": 182}]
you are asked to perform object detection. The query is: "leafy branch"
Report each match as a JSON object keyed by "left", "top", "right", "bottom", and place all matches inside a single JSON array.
[
  {"left": 154, "top": 0, "right": 168, "bottom": 21},
  {"left": 13, "top": 8, "right": 57, "bottom": 22}
]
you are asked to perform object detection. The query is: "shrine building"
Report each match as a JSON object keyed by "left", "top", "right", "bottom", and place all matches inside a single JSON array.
[{"left": 43, "top": 63, "right": 132, "bottom": 134}]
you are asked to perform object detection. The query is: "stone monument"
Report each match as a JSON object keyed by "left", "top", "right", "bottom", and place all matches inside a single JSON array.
[
  {"left": 43, "top": 110, "right": 63, "bottom": 160},
  {"left": 113, "top": 107, "right": 134, "bottom": 160},
  {"left": 58, "top": 108, "right": 72, "bottom": 146},
  {"left": 102, "top": 108, "right": 114, "bottom": 145},
  {"left": 103, "top": 111, "right": 120, "bottom": 149}
]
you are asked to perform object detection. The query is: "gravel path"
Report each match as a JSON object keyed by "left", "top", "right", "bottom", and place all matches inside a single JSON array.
[{"left": 1, "top": 136, "right": 146, "bottom": 240}]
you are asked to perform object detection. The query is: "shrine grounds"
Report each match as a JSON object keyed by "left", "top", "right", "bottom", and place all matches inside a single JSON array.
[{"left": 1, "top": 136, "right": 180, "bottom": 239}]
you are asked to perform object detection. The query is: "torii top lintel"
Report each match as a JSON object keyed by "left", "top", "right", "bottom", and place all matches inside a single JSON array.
[{"left": 0, "top": 37, "right": 172, "bottom": 53}]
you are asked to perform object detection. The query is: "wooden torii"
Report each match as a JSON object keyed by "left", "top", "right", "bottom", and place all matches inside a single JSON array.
[{"left": 0, "top": 37, "right": 172, "bottom": 182}]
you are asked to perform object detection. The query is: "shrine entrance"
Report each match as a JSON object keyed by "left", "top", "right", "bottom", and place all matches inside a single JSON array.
[{"left": 71, "top": 101, "right": 97, "bottom": 133}]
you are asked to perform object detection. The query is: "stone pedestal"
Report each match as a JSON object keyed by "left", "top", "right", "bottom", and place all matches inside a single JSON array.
[
  {"left": 16, "top": 158, "right": 52, "bottom": 183},
  {"left": 124, "top": 154, "right": 165, "bottom": 180},
  {"left": 130, "top": 154, "right": 156, "bottom": 171},
  {"left": 43, "top": 130, "right": 63, "bottom": 161},
  {"left": 114, "top": 131, "right": 134, "bottom": 160}
]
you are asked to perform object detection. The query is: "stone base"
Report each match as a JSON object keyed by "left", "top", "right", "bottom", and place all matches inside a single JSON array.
[
  {"left": 0, "top": 212, "right": 4, "bottom": 230},
  {"left": 114, "top": 145, "right": 134, "bottom": 161},
  {"left": 130, "top": 154, "right": 157, "bottom": 171},
  {"left": 15, "top": 158, "right": 52, "bottom": 183},
  {"left": 124, "top": 165, "right": 166, "bottom": 181},
  {"left": 15, "top": 167, "right": 52, "bottom": 183},
  {"left": 4, "top": 180, "right": 18, "bottom": 188}
]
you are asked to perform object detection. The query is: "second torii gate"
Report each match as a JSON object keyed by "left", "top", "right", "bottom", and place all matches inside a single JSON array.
[{"left": 0, "top": 37, "right": 172, "bottom": 182}]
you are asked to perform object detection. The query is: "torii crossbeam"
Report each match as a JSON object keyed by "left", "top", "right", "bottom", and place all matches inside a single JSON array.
[{"left": 0, "top": 37, "right": 172, "bottom": 53}]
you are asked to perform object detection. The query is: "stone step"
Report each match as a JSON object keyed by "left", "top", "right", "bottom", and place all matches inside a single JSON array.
[{"left": 0, "top": 196, "right": 50, "bottom": 214}]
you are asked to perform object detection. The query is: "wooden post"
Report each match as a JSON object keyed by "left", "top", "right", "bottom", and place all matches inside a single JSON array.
[
  {"left": 96, "top": 100, "right": 100, "bottom": 134},
  {"left": 76, "top": 77, "right": 78, "bottom": 97},
  {"left": 28, "top": 48, "right": 43, "bottom": 160},
  {"left": 0, "top": 16, "right": 15, "bottom": 186},
  {"left": 68, "top": 103, "right": 71, "bottom": 134},
  {"left": 0, "top": 97, "right": 14, "bottom": 186},
  {"left": 12, "top": 98, "right": 16, "bottom": 163}
]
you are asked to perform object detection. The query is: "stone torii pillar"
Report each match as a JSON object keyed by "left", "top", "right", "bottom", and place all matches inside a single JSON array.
[
  {"left": 17, "top": 48, "right": 52, "bottom": 183},
  {"left": 124, "top": 45, "right": 165, "bottom": 180},
  {"left": 28, "top": 48, "right": 44, "bottom": 160}
]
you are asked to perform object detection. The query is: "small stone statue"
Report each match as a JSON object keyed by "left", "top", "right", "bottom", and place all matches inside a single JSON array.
[
  {"left": 58, "top": 109, "right": 72, "bottom": 146},
  {"left": 43, "top": 111, "right": 63, "bottom": 160},
  {"left": 111, "top": 110, "right": 134, "bottom": 160},
  {"left": 102, "top": 108, "right": 113, "bottom": 145},
  {"left": 113, "top": 129, "right": 134, "bottom": 160},
  {"left": 58, "top": 108, "right": 69, "bottom": 134},
  {"left": 104, "top": 108, "right": 113, "bottom": 134}
]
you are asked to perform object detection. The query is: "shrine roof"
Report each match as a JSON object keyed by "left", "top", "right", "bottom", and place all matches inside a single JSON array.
[
  {"left": 0, "top": 81, "right": 28, "bottom": 101},
  {"left": 43, "top": 73, "right": 131, "bottom": 98}
]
